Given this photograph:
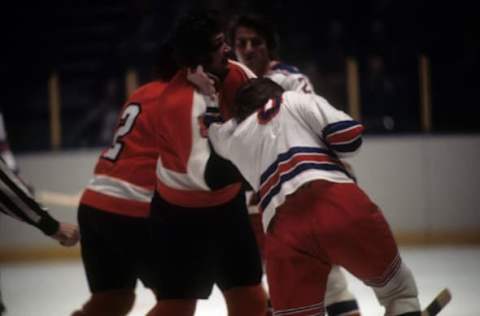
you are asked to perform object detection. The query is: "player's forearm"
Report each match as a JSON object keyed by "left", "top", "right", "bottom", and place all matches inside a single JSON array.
[
  {"left": 204, "top": 140, "right": 243, "bottom": 190},
  {"left": 0, "top": 161, "right": 60, "bottom": 236},
  {"left": 35, "top": 211, "right": 61, "bottom": 236},
  {"left": 322, "top": 120, "right": 364, "bottom": 157}
]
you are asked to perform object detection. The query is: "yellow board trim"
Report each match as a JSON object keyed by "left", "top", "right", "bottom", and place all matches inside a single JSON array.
[
  {"left": 1, "top": 230, "right": 479, "bottom": 263},
  {"left": 395, "top": 230, "right": 480, "bottom": 246},
  {"left": 0, "top": 246, "right": 81, "bottom": 263}
]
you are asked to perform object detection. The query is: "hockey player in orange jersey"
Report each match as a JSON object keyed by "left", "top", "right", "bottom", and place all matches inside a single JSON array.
[
  {"left": 143, "top": 9, "right": 268, "bottom": 316},
  {"left": 71, "top": 43, "right": 178, "bottom": 316}
]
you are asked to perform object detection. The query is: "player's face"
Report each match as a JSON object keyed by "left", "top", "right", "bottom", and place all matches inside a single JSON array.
[
  {"left": 205, "top": 33, "right": 231, "bottom": 78},
  {"left": 234, "top": 26, "right": 270, "bottom": 76}
]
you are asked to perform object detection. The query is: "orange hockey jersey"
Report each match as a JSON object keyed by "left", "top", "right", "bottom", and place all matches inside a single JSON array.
[
  {"left": 149, "top": 60, "right": 255, "bottom": 208},
  {"left": 80, "top": 81, "right": 168, "bottom": 218}
]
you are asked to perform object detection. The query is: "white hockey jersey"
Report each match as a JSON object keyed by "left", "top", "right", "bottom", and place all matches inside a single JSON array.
[
  {"left": 266, "top": 62, "right": 314, "bottom": 94},
  {"left": 245, "top": 62, "right": 315, "bottom": 214},
  {"left": 208, "top": 91, "right": 364, "bottom": 230}
]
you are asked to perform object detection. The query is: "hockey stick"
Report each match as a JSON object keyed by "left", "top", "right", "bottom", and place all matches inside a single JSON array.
[{"left": 421, "top": 288, "right": 451, "bottom": 316}]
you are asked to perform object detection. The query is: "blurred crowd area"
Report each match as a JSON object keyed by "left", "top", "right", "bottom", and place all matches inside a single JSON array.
[{"left": 2, "top": 0, "right": 479, "bottom": 151}]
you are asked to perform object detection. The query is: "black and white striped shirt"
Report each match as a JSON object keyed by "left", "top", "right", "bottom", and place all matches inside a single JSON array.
[{"left": 0, "top": 160, "right": 59, "bottom": 236}]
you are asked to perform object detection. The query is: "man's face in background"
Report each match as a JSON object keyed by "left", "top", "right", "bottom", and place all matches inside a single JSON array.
[{"left": 234, "top": 26, "right": 270, "bottom": 76}]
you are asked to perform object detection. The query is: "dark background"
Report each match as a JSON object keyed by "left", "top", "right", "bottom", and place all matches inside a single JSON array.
[{"left": 2, "top": 0, "right": 479, "bottom": 152}]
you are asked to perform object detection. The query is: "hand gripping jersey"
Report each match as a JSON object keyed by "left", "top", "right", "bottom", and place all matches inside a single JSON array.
[
  {"left": 80, "top": 81, "right": 168, "bottom": 218},
  {"left": 150, "top": 60, "right": 255, "bottom": 208},
  {"left": 208, "top": 91, "right": 364, "bottom": 229},
  {"left": 266, "top": 62, "right": 315, "bottom": 94}
]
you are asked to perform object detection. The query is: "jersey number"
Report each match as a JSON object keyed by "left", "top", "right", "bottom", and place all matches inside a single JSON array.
[
  {"left": 297, "top": 77, "right": 312, "bottom": 94},
  {"left": 102, "top": 103, "right": 141, "bottom": 161}
]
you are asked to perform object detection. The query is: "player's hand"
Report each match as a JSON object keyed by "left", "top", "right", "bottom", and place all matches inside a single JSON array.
[
  {"left": 52, "top": 222, "right": 80, "bottom": 247},
  {"left": 203, "top": 106, "right": 223, "bottom": 127},
  {"left": 187, "top": 65, "right": 216, "bottom": 97},
  {"left": 340, "top": 160, "right": 357, "bottom": 181},
  {"left": 341, "top": 160, "right": 352, "bottom": 173},
  {"left": 188, "top": 65, "right": 223, "bottom": 137},
  {"left": 198, "top": 106, "right": 223, "bottom": 138}
]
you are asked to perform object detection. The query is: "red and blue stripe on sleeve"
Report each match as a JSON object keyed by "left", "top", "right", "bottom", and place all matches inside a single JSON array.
[{"left": 322, "top": 120, "right": 364, "bottom": 154}]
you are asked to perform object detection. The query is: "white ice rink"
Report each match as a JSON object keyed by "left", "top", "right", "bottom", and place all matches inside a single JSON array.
[{"left": 1, "top": 246, "right": 478, "bottom": 316}]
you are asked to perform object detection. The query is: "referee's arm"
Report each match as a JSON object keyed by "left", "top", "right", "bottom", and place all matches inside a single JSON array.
[{"left": 0, "top": 159, "right": 59, "bottom": 236}]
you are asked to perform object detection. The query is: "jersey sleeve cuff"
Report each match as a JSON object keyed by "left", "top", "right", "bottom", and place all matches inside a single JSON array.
[{"left": 37, "top": 213, "right": 60, "bottom": 236}]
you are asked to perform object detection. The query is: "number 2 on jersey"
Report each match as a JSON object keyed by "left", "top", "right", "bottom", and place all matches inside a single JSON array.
[{"left": 102, "top": 103, "right": 141, "bottom": 161}]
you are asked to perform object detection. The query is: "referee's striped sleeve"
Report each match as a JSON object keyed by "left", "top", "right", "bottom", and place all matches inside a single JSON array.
[{"left": 0, "top": 160, "right": 59, "bottom": 236}]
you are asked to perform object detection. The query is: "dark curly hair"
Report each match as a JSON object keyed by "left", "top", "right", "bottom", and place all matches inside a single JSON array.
[
  {"left": 171, "top": 9, "right": 224, "bottom": 68},
  {"left": 152, "top": 38, "right": 178, "bottom": 81}
]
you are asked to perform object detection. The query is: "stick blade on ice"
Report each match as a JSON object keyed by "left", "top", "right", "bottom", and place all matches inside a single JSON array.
[{"left": 422, "top": 288, "right": 452, "bottom": 316}]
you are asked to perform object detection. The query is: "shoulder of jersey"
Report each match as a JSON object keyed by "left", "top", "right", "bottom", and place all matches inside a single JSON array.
[
  {"left": 228, "top": 60, "right": 257, "bottom": 79},
  {"left": 129, "top": 81, "right": 169, "bottom": 104},
  {"left": 270, "top": 62, "right": 301, "bottom": 74}
]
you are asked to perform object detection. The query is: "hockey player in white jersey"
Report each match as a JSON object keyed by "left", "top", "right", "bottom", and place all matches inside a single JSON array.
[
  {"left": 229, "top": 14, "right": 360, "bottom": 316},
  {"left": 206, "top": 78, "right": 422, "bottom": 316}
]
